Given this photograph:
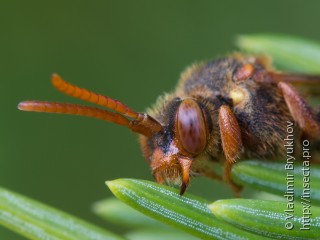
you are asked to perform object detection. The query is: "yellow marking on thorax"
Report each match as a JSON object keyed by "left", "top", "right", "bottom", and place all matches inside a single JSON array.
[{"left": 230, "top": 88, "right": 246, "bottom": 105}]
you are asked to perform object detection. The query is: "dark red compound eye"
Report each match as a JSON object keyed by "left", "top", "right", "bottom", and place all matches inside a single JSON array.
[{"left": 177, "top": 99, "right": 207, "bottom": 155}]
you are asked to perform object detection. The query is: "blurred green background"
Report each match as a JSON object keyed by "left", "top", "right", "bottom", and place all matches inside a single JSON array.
[{"left": 1, "top": 1, "right": 320, "bottom": 239}]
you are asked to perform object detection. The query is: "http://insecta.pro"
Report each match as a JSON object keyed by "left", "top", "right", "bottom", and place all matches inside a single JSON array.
[{"left": 18, "top": 54, "right": 320, "bottom": 195}]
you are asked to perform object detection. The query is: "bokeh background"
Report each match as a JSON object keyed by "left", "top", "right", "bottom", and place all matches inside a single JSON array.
[{"left": 1, "top": 1, "right": 320, "bottom": 238}]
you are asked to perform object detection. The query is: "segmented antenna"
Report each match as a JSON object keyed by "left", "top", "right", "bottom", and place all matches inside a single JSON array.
[
  {"left": 18, "top": 101, "right": 130, "bottom": 126},
  {"left": 51, "top": 74, "right": 139, "bottom": 119},
  {"left": 18, "top": 74, "right": 163, "bottom": 137}
]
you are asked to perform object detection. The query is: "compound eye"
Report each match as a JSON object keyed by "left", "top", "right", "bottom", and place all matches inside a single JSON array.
[{"left": 177, "top": 99, "right": 207, "bottom": 155}]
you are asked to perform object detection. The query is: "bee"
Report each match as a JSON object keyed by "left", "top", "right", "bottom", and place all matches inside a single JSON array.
[{"left": 18, "top": 54, "right": 320, "bottom": 195}]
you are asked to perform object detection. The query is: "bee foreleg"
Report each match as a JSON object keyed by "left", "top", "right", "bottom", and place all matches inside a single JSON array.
[
  {"left": 278, "top": 82, "right": 320, "bottom": 139},
  {"left": 218, "top": 105, "right": 243, "bottom": 197}
]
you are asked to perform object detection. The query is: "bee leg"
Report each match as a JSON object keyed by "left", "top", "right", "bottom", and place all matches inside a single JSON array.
[
  {"left": 278, "top": 82, "right": 320, "bottom": 139},
  {"left": 202, "top": 170, "right": 222, "bottom": 181},
  {"left": 264, "top": 72, "right": 320, "bottom": 86},
  {"left": 218, "top": 105, "right": 243, "bottom": 197},
  {"left": 224, "top": 161, "right": 243, "bottom": 197}
]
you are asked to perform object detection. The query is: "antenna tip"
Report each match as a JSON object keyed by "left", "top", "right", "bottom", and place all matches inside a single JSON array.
[
  {"left": 17, "top": 101, "right": 29, "bottom": 111},
  {"left": 51, "top": 73, "right": 59, "bottom": 78},
  {"left": 51, "top": 73, "right": 62, "bottom": 85}
]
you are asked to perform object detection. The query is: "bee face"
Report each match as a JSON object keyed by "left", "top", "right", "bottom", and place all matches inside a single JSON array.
[{"left": 140, "top": 97, "right": 209, "bottom": 194}]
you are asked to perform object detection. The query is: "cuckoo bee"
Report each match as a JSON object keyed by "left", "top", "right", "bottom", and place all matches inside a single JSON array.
[{"left": 18, "top": 54, "right": 320, "bottom": 195}]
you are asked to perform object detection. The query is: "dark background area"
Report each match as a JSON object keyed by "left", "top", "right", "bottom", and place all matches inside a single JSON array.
[{"left": 1, "top": 1, "right": 320, "bottom": 238}]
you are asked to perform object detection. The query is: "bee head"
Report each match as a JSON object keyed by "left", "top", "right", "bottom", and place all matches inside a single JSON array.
[
  {"left": 18, "top": 74, "right": 208, "bottom": 195},
  {"left": 140, "top": 98, "right": 208, "bottom": 195}
]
